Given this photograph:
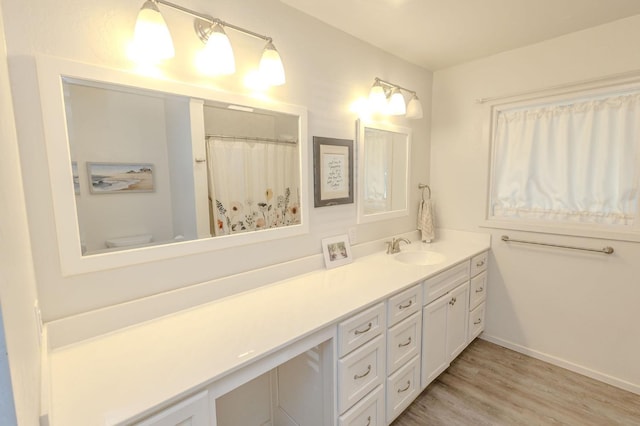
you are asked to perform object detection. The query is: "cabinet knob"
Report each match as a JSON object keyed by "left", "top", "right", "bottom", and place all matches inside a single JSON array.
[
  {"left": 354, "top": 364, "right": 372, "bottom": 380},
  {"left": 476, "top": 287, "right": 484, "bottom": 293},
  {"left": 476, "top": 260, "right": 485, "bottom": 267},
  {"left": 398, "top": 337, "right": 412, "bottom": 348},
  {"left": 399, "top": 300, "right": 413, "bottom": 310},
  {"left": 449, "top": 297, "right": 457, "bottom": 306},
  {"left": 354, "top": 322, "right": 372, "bottom": 335},
  {"left": 397, "top": 380, "right": 411, "bottom": 393},
  {"left": 474, "top": 319, "right": 482, "bottom": 325}
]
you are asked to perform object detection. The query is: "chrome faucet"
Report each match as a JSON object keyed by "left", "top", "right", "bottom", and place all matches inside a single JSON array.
[{"left": 386, "top": 237, "right": 411, "bottom": 254}]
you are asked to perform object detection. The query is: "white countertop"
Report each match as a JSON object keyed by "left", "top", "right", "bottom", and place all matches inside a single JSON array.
[{"left": 45, "top": 230, "right": 490, "bottom": 425}]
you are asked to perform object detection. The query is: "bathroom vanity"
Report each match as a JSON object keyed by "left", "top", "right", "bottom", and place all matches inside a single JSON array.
[{"left": 41, "top": 230, "right": 490, "bottom": 425}]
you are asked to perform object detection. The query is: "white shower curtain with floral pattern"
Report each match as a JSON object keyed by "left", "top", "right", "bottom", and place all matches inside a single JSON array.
[{"left": 206, "top": 137, "right": 301, "bottom": 236}]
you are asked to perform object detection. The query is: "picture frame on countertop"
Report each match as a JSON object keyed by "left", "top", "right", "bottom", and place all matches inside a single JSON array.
[{"left": 321, "top": 234, "right": 353, "bottom": 269}]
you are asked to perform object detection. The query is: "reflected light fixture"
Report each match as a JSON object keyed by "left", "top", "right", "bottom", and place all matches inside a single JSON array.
[
  {"left": 130, "top": 0, "right": 175, "bottom": 63},
  {"left": 130, "top": 0, "right": 286, "bottom": 86},
  {"left": 367, "top": 77, "right": 423, "bottom": 119}
]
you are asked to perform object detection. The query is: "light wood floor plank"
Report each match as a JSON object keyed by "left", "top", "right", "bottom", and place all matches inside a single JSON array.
[{"left": 391, "top": 339, "right": 640, "bottom": 426}]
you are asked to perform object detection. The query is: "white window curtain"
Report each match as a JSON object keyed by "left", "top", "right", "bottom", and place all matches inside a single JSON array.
[
  {"left": 206, "top": 137, "right": 300, "bottom": 236},
  {"left": 491, "top": 91, "right": 640, "bottom": 226}
]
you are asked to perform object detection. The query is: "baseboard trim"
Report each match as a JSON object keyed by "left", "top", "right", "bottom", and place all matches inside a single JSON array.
[{"left": 479, "top": 333, "right": 640, "bottom": 396}]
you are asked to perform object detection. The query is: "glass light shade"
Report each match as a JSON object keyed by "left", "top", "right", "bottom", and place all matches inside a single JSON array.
[
  {"left": 388, "top": 88, "right": 406, "bottom": 116},
  {"left": 130, "top": 0, "right": 175, "bottom": 63},
  {"left": 197, "top": 23, "right": 235, "bottom": 75},
  {"left": 259, "top": 42, "right": 286, "bottom": 86},
  {"left": 406, "top": 94, "right": 423, "bottom": 119},
  {"left": 368, "top": 82, "right": 387, "bottom": 113}
]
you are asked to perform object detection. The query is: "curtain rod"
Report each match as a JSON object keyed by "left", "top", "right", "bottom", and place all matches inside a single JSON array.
[
  {"left": 476, "top": 68, "right": 640, "bottom": 104},
  {"left": 206, "top": 134, "right": 298, "bottom": 145}
]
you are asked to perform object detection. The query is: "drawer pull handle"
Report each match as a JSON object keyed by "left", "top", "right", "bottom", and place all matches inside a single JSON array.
[
  {"left": 474, "top": 319, "right": 482, "bottom": 325},
  {"left": 365, "top": 416, "right": 371, "bottom": 426},
  {"left": 398, "top": 337, "right": 412, "bottom": 348},
  {"left": 475, "top": 287, "right": 484, "bottom": 293},
  {"left": 354, "top": 364, "right": 372, "bottom": 380},
  {"left": 397, "top": 380, "right": 411, "bottom": 393},
  {"left": 449, "top": 297, "right": 457, "bottom": 306},
  {"left": 354, "top": 322, "right": 373, "bottom": 335},
  {"left": 476, "top": 260, "right": 485, "bottom": 267},
  {"left": 399, "top": 300, "right": 413, "bottom": 310}
]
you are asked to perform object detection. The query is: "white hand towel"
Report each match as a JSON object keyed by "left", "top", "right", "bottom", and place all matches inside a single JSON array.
[{"left": 417, "top": 199, "right": 435, "bottom": 242}]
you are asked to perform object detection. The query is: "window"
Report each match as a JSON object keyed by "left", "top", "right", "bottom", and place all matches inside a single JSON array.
[{"left": 486, "top": 82, "right": 640, "bottom": 239}]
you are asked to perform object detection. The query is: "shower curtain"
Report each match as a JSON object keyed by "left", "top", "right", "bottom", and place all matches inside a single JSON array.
[{"left": 206, "top": 136, "right": 301, "bottom": 236}]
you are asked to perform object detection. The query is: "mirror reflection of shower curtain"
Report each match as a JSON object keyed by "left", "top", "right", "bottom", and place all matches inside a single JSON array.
[
  {"left": 206, "top": 137, "right": 301, "bottom": 236},
  {"left": 364, "top": 129, "right": 392, "bottom": 214}
]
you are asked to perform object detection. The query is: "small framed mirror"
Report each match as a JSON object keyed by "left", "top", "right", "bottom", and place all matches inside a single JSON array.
[{"left": 356, "top": 119, "right": 411, "bottom": 224}]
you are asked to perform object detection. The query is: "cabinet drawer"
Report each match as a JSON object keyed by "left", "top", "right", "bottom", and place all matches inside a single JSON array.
[
  {"left": 469, "top": 270, "right": 487, "bottom": 310},
  {"left": 338, "top": 303, "right": 385, "bottom": 357},
  {"left": 134, "top": 390, "right": 209, "bottom": 426},
  {"left": 338, "top": 385, "right": 384, "bottom": 426},
  {"left": 470, "top": 251, "right": 488, "bottom": 277},
  {"left": 468, "top": 302, "right": 485, "bottom": 342},
  {"left": 338, "top": 334, "right": 385, "bottom": 414},
  {"left": 423, "top": 261, "right": 470, "bottom": 305},
  {"left": 386, "top": 355, "right": 420, "bottom": 424},
  {"left": 387, "top": 312, "right": 421, "bottom": 375},
  {"left": 387, "top": 284, "right": 421, "bottom": 327}
]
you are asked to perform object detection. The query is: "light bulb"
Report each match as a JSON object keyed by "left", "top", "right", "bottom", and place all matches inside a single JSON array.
[
  {"left": 259, "top": 41, "right": 286, "bottom": 86},
  {"left": 368, "top": 81, "right": 387, "bottom": 113},
  {"left": 196, "top": 23, "right": 235, "bottom": 75},
  {"left": 129, "top": 0, "right": 174, "bottom": 63},
  {"left": 406, "top": 93, "right": 423, "bottom": 119},
  {"left": 388, "top": 88, "right": 406, "bottom": 116}
]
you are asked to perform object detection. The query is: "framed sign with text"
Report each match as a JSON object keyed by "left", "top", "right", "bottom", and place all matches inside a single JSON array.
[{"left": 313, "top": 136, "right": 354, "bottom": 207}]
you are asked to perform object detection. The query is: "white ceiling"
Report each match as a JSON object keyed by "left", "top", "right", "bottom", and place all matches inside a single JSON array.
[{"left": 280, "top": 0, "right": 640, "bottom": 70}]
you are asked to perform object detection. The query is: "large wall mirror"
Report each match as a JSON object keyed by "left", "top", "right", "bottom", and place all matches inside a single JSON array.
[
  {"left": 356, "top": 119, "right": 411, "bottom": 224},
  {"left": 37, "top": 56, "right": 308, "bottom": 275}
]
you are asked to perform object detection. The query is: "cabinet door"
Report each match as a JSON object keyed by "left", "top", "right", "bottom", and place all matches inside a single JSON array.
[
  {"left": 421, "top": 295, "right": 449, "bottom": 389},
  {"left": 446, "top": 282, "right": 469, "bottom": 361}
]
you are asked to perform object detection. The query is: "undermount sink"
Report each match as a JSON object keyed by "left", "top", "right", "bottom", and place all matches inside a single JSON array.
[{"left": 394, "top": 250, "right": 446, "bottom": 266}]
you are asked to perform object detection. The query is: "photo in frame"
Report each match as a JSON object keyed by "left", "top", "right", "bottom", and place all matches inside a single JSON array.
[
  {"left": 321, "top": 234, "right": 353, "bottom": 269},
  {"left": 87, "top": 162, "right": 155, "bottom": 194},
  {"left": 313, "top": 136, "right": 353, "bottom": 207}
]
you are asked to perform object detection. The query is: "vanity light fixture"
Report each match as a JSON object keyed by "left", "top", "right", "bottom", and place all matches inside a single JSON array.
[
  {"left": 130, "top": 0, "right": 175, "bottom": 62},
  {"left": 131, "top": 0, "right": 286, "bottom": 85},
  {"left": 367, "top": 78, "right": 423, "bottom": 119}
]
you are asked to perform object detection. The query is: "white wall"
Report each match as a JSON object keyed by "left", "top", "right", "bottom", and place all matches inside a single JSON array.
[
  {"left": 431, "top": 15, "right": 640, "bottom": 393},
  {"left": 0, "top": 1, "right": 42, "bottom": 423},
  {"left": 1, "top": 0, "right": 432, "bottom": 323}
]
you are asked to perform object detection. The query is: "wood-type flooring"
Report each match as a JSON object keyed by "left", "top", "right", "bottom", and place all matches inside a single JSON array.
[{"left": 391, "top": 339, "right": 640, "bottom": 426}]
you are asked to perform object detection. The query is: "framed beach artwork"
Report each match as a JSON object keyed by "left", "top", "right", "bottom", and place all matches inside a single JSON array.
[
  {"left": 87, "top": 162, "right": 154, "bottom": 194},
  {"left": 313, "top": 137, "right": 354, "bottom": 207},
  {"left": 321, "top": 234, "right": 353, "bottom": 269}
]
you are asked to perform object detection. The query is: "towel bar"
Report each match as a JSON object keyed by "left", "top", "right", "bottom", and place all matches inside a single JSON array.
[
  {"left": 501, "top": 235, "right": 614, "bottom": 254},
  {"left": 418, "top": 183, "right": 431, "bottom": 201}
]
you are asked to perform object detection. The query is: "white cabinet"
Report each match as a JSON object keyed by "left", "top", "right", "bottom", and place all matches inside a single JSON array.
[
  {"left": 134, "top": 391, "right": 210, "bottom": 426},
  {"left": 421, "top": 260, "right": 471, "bottom": 389},
  {"left": 338, "top": 385, "right": 385, "bottom": 426}
]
